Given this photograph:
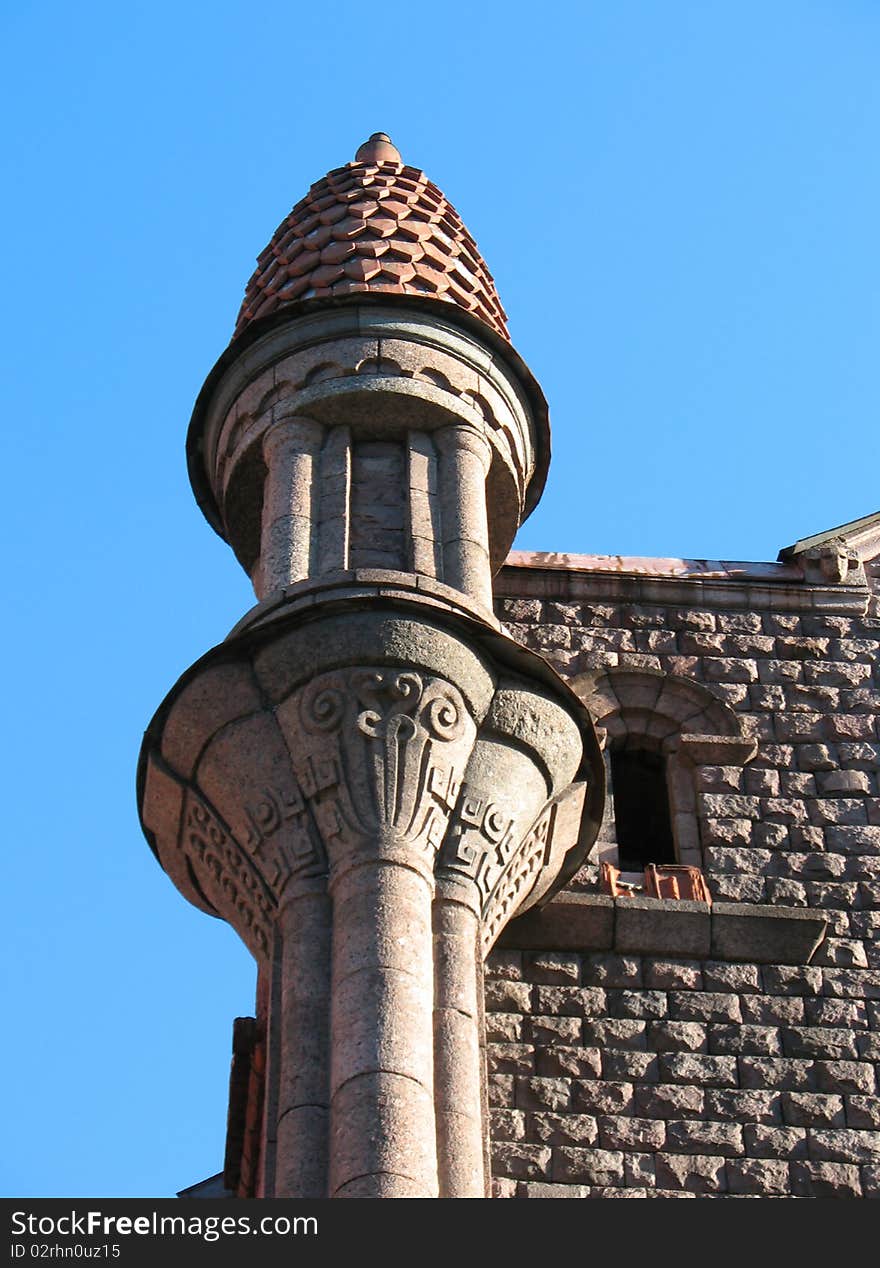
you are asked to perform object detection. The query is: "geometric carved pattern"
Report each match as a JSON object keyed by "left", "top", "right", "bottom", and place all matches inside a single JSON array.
[
  {"left": 143, "top": 644, "right": 598, "bottom": 960},
  {"left": 438, "top": 785, "right": 562, "bottom": 955},
  {"left": 179, "top": 787, "right": 277, "bottom": 960},
  {"left": 278, "top": 667, "right": 475, "bottom": 861}
]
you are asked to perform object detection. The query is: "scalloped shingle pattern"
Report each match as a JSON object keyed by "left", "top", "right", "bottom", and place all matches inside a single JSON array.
[{"left": 234, "top": 160, "right": 509, "bottom": 341}]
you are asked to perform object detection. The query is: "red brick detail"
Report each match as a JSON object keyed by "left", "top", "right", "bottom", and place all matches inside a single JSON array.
[
  {"left": 600, "top": 862, "right": 712, "bottom": 903},
  {"left": 235, "top": 154, "right": 509, "bottom": 341}
]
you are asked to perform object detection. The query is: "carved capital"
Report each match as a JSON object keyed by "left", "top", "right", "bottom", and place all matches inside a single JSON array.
[
  {"left": 139, "top": 605, "right": 603, "bottom": 961},
  {"left": 276, "top": 667, "right": 475, "bottom": 876}
]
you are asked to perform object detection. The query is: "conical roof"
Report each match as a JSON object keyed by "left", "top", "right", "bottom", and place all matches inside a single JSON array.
[{"left": 234, "top": 133, "right": 509, "bottom": 341}]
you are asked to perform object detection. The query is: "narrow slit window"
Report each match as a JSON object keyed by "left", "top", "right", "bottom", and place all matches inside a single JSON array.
[{"left": 611, "top": 749, "right": 676, "bottom": 871}]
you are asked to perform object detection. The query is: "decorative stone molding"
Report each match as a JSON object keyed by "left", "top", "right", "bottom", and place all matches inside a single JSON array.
[
  {"left": 187, "top": 306, "right": 549, "bottom": 594},
  {"left": 496, "top": 552, "right": 872, "bottom": 615},
  {"left": 572, "top": 667, "right": 749, "bottom": 752},
  {"left": 796, "top": 539, "right": 865, "bottom": 586},
  {"left": 139, "top": 598, "right": 603, "bottom": 1198}
]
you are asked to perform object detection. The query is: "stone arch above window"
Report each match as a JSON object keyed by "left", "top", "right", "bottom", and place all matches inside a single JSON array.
[{"left": 569, "top": 668, "right": 757, "bottom": 873}]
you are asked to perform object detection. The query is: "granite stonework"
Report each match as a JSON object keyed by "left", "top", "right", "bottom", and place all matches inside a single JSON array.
[
  {"left": 139, "top": 132, "right": 880, "bottom": 1199},
  {"left": 487, "top": 537, "right": 880, "bottom": 1197},
  {"left": 138, "top": 136, "right": 605, "bottom": 1199}
]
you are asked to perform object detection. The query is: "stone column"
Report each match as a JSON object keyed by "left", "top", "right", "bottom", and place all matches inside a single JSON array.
[
  {"left": 435, "top": 424, "right": 493, "bottom": 611},
  {"left": 433, "top": 873, "right": 486, "bottom": 1197},
  {"left": 274, "top": 878, "right": 332, "bottom": 1198},
  {"left": 258, "top": 417, "right": 324, "bottom": 597},
  {"left": 328, "top": 853, "right": 438, "bottom": 1197}
]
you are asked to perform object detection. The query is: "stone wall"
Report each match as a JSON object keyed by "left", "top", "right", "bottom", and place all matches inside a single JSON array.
[{"left": 487, "top": 556, "right": 880, "bottom": 1197}]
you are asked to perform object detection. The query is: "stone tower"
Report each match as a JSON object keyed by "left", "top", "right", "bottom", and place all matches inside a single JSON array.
[{"left": 138, "top": 134, "right": 605, "bottom": 1198}]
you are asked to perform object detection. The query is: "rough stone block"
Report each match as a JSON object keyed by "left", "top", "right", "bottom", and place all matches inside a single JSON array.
[
  {"left": 523, "top": 952, "right": 581, "bottom": 984},
  {"left": 845, "top": 1097, "right": 880, "bottom": 1130},
  {"left": 529, "top": 1015, "right": 582, "bottom": 1045},
  {"left": 805, "top": 997, "right": 869, "bottom": 1029},
  {"left": 700, "top": 793, "right": 762, "bottom": 818},
  {"left": 705, "top": 846, "right": 771, "bottom": 874},
  {"left": 741, "top": 994, "right": 805, "bottom": 1026},
  {"left": 705, "top": 963, "right": 765, "bottom": 994},
  {"left": 702, "top": 820, "right": 754, "bottom": 848},
  {"left": 517, "top": 1176, "right": 593, "bottom": 1196},
  {"left": 486, "top": 1013, "right": 524, "bottom": 1043},
  {"left": 704, "top": 1089, "right": 781, "bottom": 1125},
  {"left": 663, "top": 1120, "right": 744, "bottom": 1156},
  {"left": 515, "top": 1077, "right": 571, "bottom": 1112},
  {"left": 669, "top": 991, "right": 742, "bottom": 1024},
  {"left": 647, "top": 1021, "right": 708, "bottom": 1053},
  {"left": 581, "top": 1019, "right": 647, "bottom": 1050},
  {"left": 488, "top": 1075, "right": 514, "bottom": 1107},
  {"left": 487, "top": 1044, "right": 535, "bottom": 1075},
  {"left": 807, "top": 1129, "right": 880, "bottom": 1163},
  {"left": 818, "top": 770, "right": 873, "bottom": 796},
  {"left": 485, "top": 980, "right": 532, "bottom": 1012},
  {"left": 571, "top": 1081, "right": 634, "bottom": 1115},
  {"left": 765, "top": 878, "right": 808, "bottom": 907},
  {"left": 532, "top": 984, "right": 589, "bottom": 1016},
  {"left": 491, "top": 1142, "right": 551, "bottom": 1181},
  {"left": 709, "top": 1025, "right": 782, "bottom": 1056},
  {"left": 762, "top": 965, "right": 823, "bottom": 995},
  {"left": 817, "top": 939, "right": 870, "bottom": 968},
  {"left": 552, "top": 1147, "right": 625, "bottom": 1187},
  {"left": 791, "top": 1161, "right": 863, "bottom": 1196},
  {"left": 581, "top": 954, "right": 643, "bottom": 988},
  {"left": 815, "top": 1061, "right": 877, "bottom": 1095},
  {"left": 624, "top": 1152, "right": 657, "bottom": 1188},
  {"left": 739, "top": 1058, "right": 816, "bottom": 1091},
  {"left": 781, "top": 1093, "right": 846, "bottom": 1128},
  {"left": 658, "top": 1053, "right": 738, "bottom": 1088},
  {"left": 634, "top": 1084, "right": 705, "bottom": 1120},
  {"left": 536, "top": 1046, "right": 602, "bottom": 1079},
  {"left": 485, "top": 949, "right": 523, "bottom": 981},
  {"left": 825, "top": 826, "right": 880, "bottom": 854},
  {"left": 725, "top": 1158, "right": 790, "bottom": 1195},
  {"left": 609, "top": 989, "right": 668, "bottom": 1020},
  {"left": 743, "top": 1124, "right": 809, "bottom": 1158},
  {"left": 810, "top": 799, "right": 869, "bottom": 826},
  {"left": 602, "top": 1051, "right": 660, "bottom": 1082},
  {"left": 490, "top": 1109, "right": 526, "bottom": 1141},
  {"left": 782, "top": 1027, "right": 859, "bottom": 1061},
  {"left": 708, "top": 875, "right": 767, "bottom": 903},
  {"left": 528, "top": 1112, "right": 599, "bottom": 1146},
  {"left": 598, "top": 1116, "right": 666, "bottom": 1151},
  {"left": 697, "top": 765, "right": 745, "bottom": 793},
  {"left": 644, "top": 960, "right": 703, "bottom": 990},
  {"left": 654, "top": 1152, "right": 727, "bottom": 1193}
]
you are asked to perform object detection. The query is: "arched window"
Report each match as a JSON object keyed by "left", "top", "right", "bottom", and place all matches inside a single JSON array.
[
  {"left": 610, "top": 748, "right": 675, "bottom": 871},
  {"left": 569, "top": 667, "right": 756, "bottom": 880}
]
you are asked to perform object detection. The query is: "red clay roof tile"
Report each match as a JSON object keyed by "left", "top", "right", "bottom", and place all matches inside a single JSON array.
[{"left": 234, "top": 133, "right": 508, "bottom": 341}]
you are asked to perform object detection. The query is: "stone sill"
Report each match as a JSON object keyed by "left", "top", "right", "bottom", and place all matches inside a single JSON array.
[{"left": 499, "top": 893, "right": 827, "bottom": 965}]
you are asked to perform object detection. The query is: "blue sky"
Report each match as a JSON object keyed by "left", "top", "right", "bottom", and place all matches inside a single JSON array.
[{"left": 3, "top": 2, "right": 878, "bottom": 1197}]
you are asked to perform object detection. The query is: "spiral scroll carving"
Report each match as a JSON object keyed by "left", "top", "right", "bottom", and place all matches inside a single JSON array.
[{"left": 276, "top": 667, "right": 476, "bottom": 862}]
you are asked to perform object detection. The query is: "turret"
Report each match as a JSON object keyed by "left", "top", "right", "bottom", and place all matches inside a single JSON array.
[{"left": 138, "top": 135, "right": 603, "bottom": 1198}]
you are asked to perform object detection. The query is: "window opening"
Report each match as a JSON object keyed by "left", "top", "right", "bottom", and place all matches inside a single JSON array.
[{"left": 610, "top": 749, "right": 675, "bottom": 871}]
